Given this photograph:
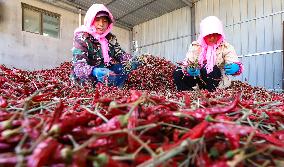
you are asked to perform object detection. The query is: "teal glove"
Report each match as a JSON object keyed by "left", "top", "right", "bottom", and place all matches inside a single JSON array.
[
  {"left": 92, "top": 68, "right": 111, "bottom": 82},
  {"left": 224, "top": 63, "right": 240, "bottom": 75},
  {"left": 187, "top": 68, "right": 200, "bottom": 77}
]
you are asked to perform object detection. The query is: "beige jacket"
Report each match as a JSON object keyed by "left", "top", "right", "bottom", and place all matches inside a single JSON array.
[{"left": 183, "top": 41, "right": 243, "bottom": 88}]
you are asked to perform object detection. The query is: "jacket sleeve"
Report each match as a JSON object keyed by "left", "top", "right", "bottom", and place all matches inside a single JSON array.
[
  {"left": 111, "top": 36, "right": 133, "bottom": 63},
  {"left": 72, "top": 33, "right": 94, "bottom": 80},
  {"left": 223, "top": 43, "right": 244, "bottom": 75},
  {"left": 179, "top": 42, "right": 200, "bottom": 76},
  {"left": 182, "top": 42, "right": 200, "bottom": 68}
]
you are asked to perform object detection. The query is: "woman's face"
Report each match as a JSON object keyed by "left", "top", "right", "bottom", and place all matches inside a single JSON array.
[
  {"left": 204, "top": 33, "right": 222, "bottom": 45},
  {"left": 94, "top": 16, "right": 110, "bottom": 35}
]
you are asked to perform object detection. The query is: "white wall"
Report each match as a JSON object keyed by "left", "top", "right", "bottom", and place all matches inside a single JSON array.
[
  {"left": 133, "top": 6, "right": 192, "bottom": 64},
  {"left": 0, "top": 0, "right": 131, "bottom": 70}
]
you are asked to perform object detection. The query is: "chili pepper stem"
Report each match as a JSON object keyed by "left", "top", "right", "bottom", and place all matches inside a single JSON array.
[
  {"left": 15, "top": 133, "right": 28, "bottom": 154},
  {"left": 166, "top": 99, "right": 185, "bottom": 106},
  {"left": 127, "top": 97, "right": 146, "bottom": 117},
  {"left": 137, "top": 138, "right": 201, "bottom": 167},
  {"left": 2, "top": 126, "right": 23, "bottom": 139},
  {"left": 205, "top": 115, "right": 236, "bottom": 124},
  {"left": 228, "top": 146, "right": 269, "bottom": 167},
  {"left": 15, "top": 134, "right": 28, "bottom": 167},
  {"left": 127, "top": 131, "right": 156, "bottom": 157},
  {"left": 159, "top": 122, "right": 190, "bottom": 131},
  {"left": 74, "top": 124, "right": 158, "bottom": 154},
  {"left": 235, "top": 109, "right": 252, "bottom": 124},
  {"left": 248, "top": 158, "right": 270, "bottom": 167},
  {"left": 83, "top": 105, "right": 109, "bottom": 123},
  {"left": 72, "top": 136, "right": 97, "bottom": 153},
  {"left": 26, "top": 101, "right": 59, "bottom": 114},
  {"left": 27, "top": 132, "right": 48, "bottom": 153},
  {"left": 1, "top": 112, "right": 19, "bottom": 129},
  {"left": 112, "top": 141, "right": 148, "bottom": 161},
  {"left": 67, "top": 134, "right": 79, "bottom": 148}
]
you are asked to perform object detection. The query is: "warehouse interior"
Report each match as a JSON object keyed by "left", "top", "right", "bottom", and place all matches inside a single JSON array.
[
  {"left": 0, "top": 0, "right": 283, "bottom": 91},
  {"left": 1, "top": 1, "right": 284, "bottom": 166}
]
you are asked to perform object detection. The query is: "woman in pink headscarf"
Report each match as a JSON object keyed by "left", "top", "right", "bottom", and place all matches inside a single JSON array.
[
  {"left": 173, "top": 16, "right": 243, "bottom": 91},
  {"left": 71, "top": 4, "right": 132, "bottom": 87}
]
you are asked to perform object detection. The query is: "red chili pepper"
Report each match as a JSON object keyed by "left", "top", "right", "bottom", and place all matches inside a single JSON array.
[
  {"left": 31, "top": 92, "right": 53, "bottom": 102},
  {"left": 0, "top": 96, "right": 8, "bottom": 108},
  {"left": 46, "top": 100, "right": 64, "bottom": 131},
  {"left": 0, "top": 143, "right": 12, "bottom": 153},
  {"left": 180, "top": 95, "right": 240, "bottom": 120},
  {"left": 181, "top": 120, "right": 209, "bottom": 140},
  {"left": 27, "top": 137, "right": 60, "bottom": 167},
  {"left": 94, "top": 153, "right": 130, "bottom": 167},
  {"left": 272, "top": 130, "right": 284, "bottom": 140},
  {"left": 88, "top": 114, "right": 128, "bottom": 135},
  {"left": 204, "top": 123, "right": 254, "bottom": 149},
  {"left": 69, "top": 126, "right": 91, "bottom": 141},
  {"left": 49, "top": 110, "right": 96, "bottom": 135},
  {"left": 89, "top": 133, "right": 127, "bottom": 150},
  {"left": 173, "top": 129, "right": 179, "bottom": 142},
  {"left": 133, "top": 153, "right": 151, "bottom": 165},
  {"left": 71, "top": 148, "right": 89, "bottom": 167},
  {"left": 184, "top": 94, "right": 191, "bottom": 108},
  {"left": 162, "top": 121, "right": 209, "bottom": 151},
  {"left": 23, "top": 117, "right": 41, "bottom": 139},
  {"left": 196, "top": 153, "right": 212, "bottom": 166},
  {"left": 127, "top": 107, "right": 139, "bottom": 151},
  {"left": 0, "top": 153, "right": 18, "bottom": 167},
  {"left": 255, "top": 132, "right": 284, "bottom": 147}
]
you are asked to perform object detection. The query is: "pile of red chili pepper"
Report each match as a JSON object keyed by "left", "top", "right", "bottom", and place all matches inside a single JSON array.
[
  {"left": 124, "top": 54, "right": 177, "bottom": 91},
  {"left": 0, "top": 58, "right": 284, "bottom": 167}
]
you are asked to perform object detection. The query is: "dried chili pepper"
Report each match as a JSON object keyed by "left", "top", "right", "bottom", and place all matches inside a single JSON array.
[
  {"left": 0, "top": 96, "right": 8, "bottom": 108},
  {"left": 49, "top": 110, "right": 96, "bottom": 135},
  {"left": 27, "top": 137, "right": 60, "bottom": 167},
  {"left": 204, "top": 123, "right": 254, "bottom": 149},
  {"left": 88, "top": 114, "right": 128, "bottom": 135}
]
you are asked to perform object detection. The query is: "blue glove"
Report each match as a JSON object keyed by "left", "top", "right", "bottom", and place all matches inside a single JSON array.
[
  {"left": 187, "top": 68, "right": 200, "bottom": 77},
  {"left": 92, "top": 68, "right": 111, "bottom": 82},
  {"left": 224, "top": 63, "right": 240, "bottom": 75}
]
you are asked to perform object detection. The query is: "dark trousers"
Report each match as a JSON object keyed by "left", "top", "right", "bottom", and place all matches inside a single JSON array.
[
  {"left": 173, "top": 65, "right": 222, "bottom": 91},
  {"left": 107, "top": 64, "right": 128, "bottom": 87}
]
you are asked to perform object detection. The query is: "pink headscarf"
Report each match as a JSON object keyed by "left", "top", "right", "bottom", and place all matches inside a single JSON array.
[
  {"left": 197, "top": 16, "right": 225, "bottom": 74},
  {"left": 74, "top": 4, "right": 114, "bottom": 65}
]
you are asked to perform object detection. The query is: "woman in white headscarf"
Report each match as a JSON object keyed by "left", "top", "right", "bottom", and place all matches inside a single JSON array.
[
  {"left": 71, "top": 4, "right": 132, "bottom": 87},
  {"left": 173, "top": 16, "right": 243, "bottom": 91}
]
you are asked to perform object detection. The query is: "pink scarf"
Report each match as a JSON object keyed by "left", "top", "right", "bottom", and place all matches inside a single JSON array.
[
  {"left": 74, "top": 4, "right": 114, "bottom": 65},
  {"left": 197, "top": 16, "right": 225, "bottom": 74}
]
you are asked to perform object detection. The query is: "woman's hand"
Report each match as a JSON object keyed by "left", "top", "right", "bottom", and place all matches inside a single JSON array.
[
  {"left": 92, "top": 68, "right": 112, "bottom": 82},
  {"left": 187, "top": 68, "right": 200, "bottom": 77},
  {"left": 224, "top": 63, "right": 240, "bottom": 75}
]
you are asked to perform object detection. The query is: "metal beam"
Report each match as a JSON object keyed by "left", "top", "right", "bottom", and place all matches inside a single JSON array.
[
  {"left": 115, "top": 0, "right": 157, "bottom": 21},
  {"left": 40, "top": 0, "right": 83, "bottom": 13},
  {"left": 181, "top": 0, "right": 193, "bottom": 7}
]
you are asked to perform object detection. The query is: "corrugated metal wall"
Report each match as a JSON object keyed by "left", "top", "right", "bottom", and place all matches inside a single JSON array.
[
  {"left": 133, "top": 6, "right": 192, "bottom": 64},
  {"left": 133, "top": 0, "right": 284, "bottom": 90}
]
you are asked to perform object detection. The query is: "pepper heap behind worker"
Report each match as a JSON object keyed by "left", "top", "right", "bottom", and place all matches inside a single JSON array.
[
  {"left": 173, "top": 16, "right": 244, "bottom": 91},
  {"left": 71, "top": 4, "right": 133, "bottom": 87}
]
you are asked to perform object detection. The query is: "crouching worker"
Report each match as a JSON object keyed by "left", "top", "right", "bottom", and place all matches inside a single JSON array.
[
  {"left": 71, "top": 4, "right": 132, "bottom": 87},
  {"left": 173, "top": 16, "right": 243, "bottom": 91}
]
